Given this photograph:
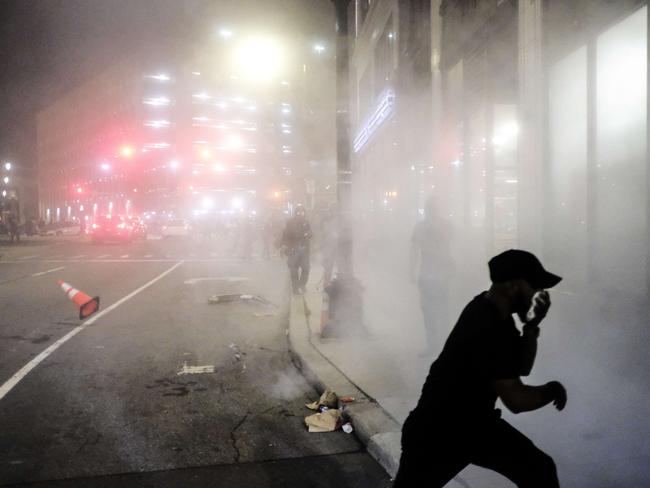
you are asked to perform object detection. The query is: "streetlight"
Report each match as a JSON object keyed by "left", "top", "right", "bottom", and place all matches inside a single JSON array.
[
  {"left": 231, "top": 36, "right": 286, "bottom": 83},
  {"left": 3, "top": 176, "right": 9, "bottom": 184},
  {"left": 313, "top": 44, "right": 326, "bottom": 54},
  {"left": 4, "top": 162, "right": 11, "bottom": 171}
]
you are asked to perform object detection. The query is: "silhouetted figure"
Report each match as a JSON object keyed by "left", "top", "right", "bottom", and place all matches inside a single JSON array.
[
  {"left": 394, "top": 250, "right": 567, "bottom": 488},
  {"left": 410, "top": 198, "right": 454, "bottom": 352},
  {"left": 281, "top": 204, "right": 312, "bottom": 294},
  {"left": 8, "top": 214, "right": 19, "bottom": 243}
]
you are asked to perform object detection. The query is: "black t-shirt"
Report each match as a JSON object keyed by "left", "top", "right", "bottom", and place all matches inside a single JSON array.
[
  {"left": 281, "top": 217, "right": 311, "bottom": 251},
  {"left": 412, "top": 292, "right": 523, "bottom": 425}
]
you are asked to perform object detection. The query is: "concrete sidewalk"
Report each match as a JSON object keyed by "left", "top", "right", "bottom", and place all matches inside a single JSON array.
[
  {"left": 287, "top": 265, "right": 650, "bottom": 487},
  {"left": 286, "top": 267, "right": 510, "bottom": 487}
]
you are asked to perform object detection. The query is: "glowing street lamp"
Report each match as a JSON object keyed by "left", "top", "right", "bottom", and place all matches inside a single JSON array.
[
  {"left": 313, "top": 44, "right": 325, "bottom": 54},
  {"left": 231, "top": 36, "right": 286, "bottom": 83},
  {"left": 4, "top": 162, "right": 11, "bottom": 171},
  {"left": 3, "top": 176, "right": 9, "bottom": 184}
]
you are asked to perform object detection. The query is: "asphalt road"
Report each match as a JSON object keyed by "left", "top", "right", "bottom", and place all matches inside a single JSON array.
[{"left": 0, "top": 235, "right": 391, "bottom": 487}]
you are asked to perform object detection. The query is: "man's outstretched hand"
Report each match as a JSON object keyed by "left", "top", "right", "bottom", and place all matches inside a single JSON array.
[{"left": 546, "top": 381, "right": 567, "bottom": 411}]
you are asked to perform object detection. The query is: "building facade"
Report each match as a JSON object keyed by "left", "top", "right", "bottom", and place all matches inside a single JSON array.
[
  {"left": 36, "top": 36, "right": 334, "bottom": 225},
  {"left": 349, "top": 0, "right": 648, "bottom": 299}
]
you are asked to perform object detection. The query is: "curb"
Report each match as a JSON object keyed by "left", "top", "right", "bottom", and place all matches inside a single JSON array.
[{"left": 286, "top": 289, "right": 402, "bottom": 478}]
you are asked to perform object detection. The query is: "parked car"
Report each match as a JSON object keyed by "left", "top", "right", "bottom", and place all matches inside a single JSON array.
[
  {"left": 127, "top": 216, "right": 147, "bottom": 239},
  {"left": 161, "top": 219, "right": 191, "bottom": 238},
  {"left": 39, "top": 221, "right": 81, "bottom": 236},
  {"left": 89, "top": 215, "right": 133, "bottom": 244}
]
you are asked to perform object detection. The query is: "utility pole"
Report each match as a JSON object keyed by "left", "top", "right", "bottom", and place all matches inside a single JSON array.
[
  {"left": 333, "top": 0, "right": 353, "bottom": 276},
  {"left": 324, "top": 0, "right": 363, "bottom": 337}
]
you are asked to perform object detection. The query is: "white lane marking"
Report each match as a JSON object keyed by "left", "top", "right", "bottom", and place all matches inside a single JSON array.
[
  {"left": 120, "top": 254, "right": 130, "bottom": 258},
  {"left": 32, "top": 266, "right": 66, "bottom": 277},
  {"left": 177, "top": 362, "right": 215, "bottom": 375},
  {"left": 144, "top": 254, "right": 154, "bottom": 258},
  {"left": 96, "top": 254, "right": 110, "bottom": 259},
  {"left": 71, "top": 254, "right": 86, "bottom": 259},
  {"left": 0, "top": 261, "right": 184, "bottom": 402},
  {"left": 184, "top": 277, "right": 250, "bottom": 285},
  {"left": 17, "top": 255, "right": 39, "bottom": 260}
]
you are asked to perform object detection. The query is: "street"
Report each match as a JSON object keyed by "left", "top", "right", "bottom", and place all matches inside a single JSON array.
[{"left": 0, "top": 236, "right": 391, "bottom": 487}]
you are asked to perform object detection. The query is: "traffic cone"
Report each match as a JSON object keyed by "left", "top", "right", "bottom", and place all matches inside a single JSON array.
[{"left": 58, "top": 280, "right": 100, "bottom": 319}]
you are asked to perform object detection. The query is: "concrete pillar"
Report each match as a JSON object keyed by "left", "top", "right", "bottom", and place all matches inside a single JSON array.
[{"left": 517, "top": 0, "right": 545, "bottom": 253}]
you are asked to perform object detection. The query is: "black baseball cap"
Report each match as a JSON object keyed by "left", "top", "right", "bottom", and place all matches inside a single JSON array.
[{"left": 488, "top": 249, "right": 562, "bottom": 289}]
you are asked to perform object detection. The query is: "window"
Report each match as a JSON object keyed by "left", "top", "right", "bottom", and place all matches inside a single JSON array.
[
  {"left": 548, "top": 46, "right": 588, "bottom": 287},
  {"left": 594, "top": 6, "right": 647, "bottom": 290}
]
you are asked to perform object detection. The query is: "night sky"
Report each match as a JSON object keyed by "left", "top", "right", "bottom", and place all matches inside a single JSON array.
[{"left": 0, "top": 0, "right": 333, "bottom": 169}]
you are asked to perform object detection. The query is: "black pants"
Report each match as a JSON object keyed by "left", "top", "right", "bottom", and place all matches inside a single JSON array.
[
  {"left": 418, "top": 276, "right": 448, "bottom": 352},
  {"left": 288, "top": 248, "right": 310, "bottom": 292},
  {"left": 393, "top": 416, "right": 559, "bottom": 488}
]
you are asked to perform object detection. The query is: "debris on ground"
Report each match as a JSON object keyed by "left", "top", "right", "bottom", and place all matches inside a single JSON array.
[
  {"left": 305, "top": 389, "right": 339, "bottom": 410},
  {"left": 229, "top": 342, "right": 244, "bottom": 361},
  {"left": 208, "top": 294, "right": 276, "bottom": 306},
  {"left": 304, "top": 408, "right": 343, "bottom": 432},
  {"left": 304, "top": 389, "right": 357, "bottom": 433},
  {"left": 177, "top": 361, "right": 215, "bottom": 375}
]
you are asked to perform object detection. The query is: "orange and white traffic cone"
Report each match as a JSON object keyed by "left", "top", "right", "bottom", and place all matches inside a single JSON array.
[{"left": 58, "top": 280, "right": 100, "bottom": 320}]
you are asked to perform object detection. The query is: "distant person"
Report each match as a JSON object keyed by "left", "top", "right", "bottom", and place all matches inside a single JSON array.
[
  {"left": 320, "top": 202, "right": 338, "bottom": 287},
  {"left": 410, "top": 197, "right": 454, "bottom": 353},
  {"left": 8, "top": 214, "right": 20, "bottom": 243},
  {"left": 394, "top": 249, "right": 567, "bottom": 487},
  {"left": 280, "top": 204, "right": 312, "bottom": 294}
]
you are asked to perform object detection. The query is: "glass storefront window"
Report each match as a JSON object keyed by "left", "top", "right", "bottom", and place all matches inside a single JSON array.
[
  {"left": 548, "top": 46, "right": 588, "bottom": 287},
  {"left": 595, "top": 6, "right": 647, "bottom": 291}
]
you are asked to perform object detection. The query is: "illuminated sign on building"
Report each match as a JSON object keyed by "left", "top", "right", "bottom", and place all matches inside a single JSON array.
[{"left": 353, "top": 88, "right": 396, "bottom": 153}]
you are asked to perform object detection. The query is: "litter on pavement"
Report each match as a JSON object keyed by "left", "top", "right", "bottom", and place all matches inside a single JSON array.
[
  {"left": 304, "top": 389, "right": 355, "bottom": 434},
  {"left": 177, "top": 362, "right": 215, "bottom": 375},
  {"left": 305, "top": 389, "right": 339, "bottom": 410},
  {"left": 208, "top": 294, "right": 276, "bottom": 308},
  {"left": 304, "top": 408, "right": 343, "bottom": 432}
]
